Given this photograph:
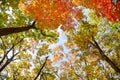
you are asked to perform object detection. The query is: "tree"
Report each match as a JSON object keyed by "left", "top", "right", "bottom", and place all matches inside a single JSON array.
[{"left": 0, "top": 0, "right": 120, "bottom": 80}]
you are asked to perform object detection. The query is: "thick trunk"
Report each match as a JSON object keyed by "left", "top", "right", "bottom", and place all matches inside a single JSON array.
[
  {"left": 0, "top": 21, "right": 36, "bottom": 36},
  {"left": 0, "top": 26, "right": 35, "bottom": 36}
]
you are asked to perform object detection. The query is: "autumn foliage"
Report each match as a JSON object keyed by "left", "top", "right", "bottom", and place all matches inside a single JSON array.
[
  {"left": 19, "top": 0, "right": 120, "bottom": 30},
  {"left": 19, "top": 0, "right": 82, "bottom": 30},
  {"left": 0, "top": 0, "right": 120, "bottom": 79},
  {"left": 76, "top": 0, "right": 120, "bottom": 22}
]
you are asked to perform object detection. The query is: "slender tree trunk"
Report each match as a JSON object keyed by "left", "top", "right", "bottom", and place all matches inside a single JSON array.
[
  {"left": 34, "top": 56, "right": 48, "bottom": 80},
  {"left": 0, "top": 21, "right": 36, "bottom": 36},
  {"left": 91, "top": 38, "right": 120, "bottom": 73}
]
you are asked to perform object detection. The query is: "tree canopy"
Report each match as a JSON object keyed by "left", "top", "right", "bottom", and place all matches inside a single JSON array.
[{"left": 0, "top": 0, "right": 120, "bottom": 80}]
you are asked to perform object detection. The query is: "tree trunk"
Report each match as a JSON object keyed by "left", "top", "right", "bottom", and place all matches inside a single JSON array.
[
  {"left": 0, "top": 21, "right": 36, "bottom": 36},
  {"left": 91, "top": 38, "right": 120, "bottom": 73},
  {"left": 0, "top": 26, "right": 36, "bottom": 36},
  {"left": 34, "top": 56, "right": 48, "bottom": 80}
]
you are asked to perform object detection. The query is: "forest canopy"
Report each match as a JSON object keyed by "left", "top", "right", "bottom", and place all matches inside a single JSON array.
[{"left": 0, "top": 0, "right": 120, "bottom": 80}]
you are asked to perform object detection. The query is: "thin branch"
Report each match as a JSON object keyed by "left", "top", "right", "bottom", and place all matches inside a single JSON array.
[
  {"left": 34, "top": 56, "right": 49, "bottom": 80},
  {"left": 90, "top": 42, "right": 97, "bottom": 48},
  {"left": 12, "top": 58, "right": 20, "bottom": 61},
  {"left": 12, "top": 45, "right": 15, "bottom": 57},
  {"left": 0, "top": 58, "right": 11, "bottom": 72},
  {"left": 14, "top": 38, "right": 24, "bottom": 46},
  {"left": 6, "top": 45, "right": 14, "bottom": 55},
  {"left": 0, "top": 54, "right": 6, "bottom": 65},
  {"left": 2, "top": 38, "right": 23, "bottom": 62},
  {"left": 0, "top": 37, "right": 6, "bottom": 49},
  {"left": 0, "top": 38, "right": 24, "bottom": 72},
  {"left": 0, "top": 44, "right": 14, "bottom": 65}
]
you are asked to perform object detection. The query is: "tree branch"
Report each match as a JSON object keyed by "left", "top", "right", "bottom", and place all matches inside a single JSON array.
[
  {"left": 91, "top": 37, "right": 120, "bottom": 73},
  {"left": 0, "top": 21, "right": 36, "bottom": 36},
  {"left": 0, "top": 38, "right": 24, "bottom": 72},
  {"left": 0, "top": 44, "right": 14, "bottom": 65},
  {"left": 34, "top": 56, "right": 49, "bottom": 80}
]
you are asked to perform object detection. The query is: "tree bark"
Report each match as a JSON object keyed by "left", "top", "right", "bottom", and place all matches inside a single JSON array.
[{"left": 0, "top": 21, "right": 36, "bottom": 36}]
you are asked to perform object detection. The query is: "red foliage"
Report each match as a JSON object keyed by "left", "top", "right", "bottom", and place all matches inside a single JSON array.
[
  {"left": 19, "top": 0, "right": 82, "bottom": 30},
  {"left": 19, "top": 0, "right": 120, "bottom": 29},
  {"left": 97, "top": 0, "right": 120, "bottom": 22},
  {"left": 76, "top": 0, "right": 120, "bottom": 22}
]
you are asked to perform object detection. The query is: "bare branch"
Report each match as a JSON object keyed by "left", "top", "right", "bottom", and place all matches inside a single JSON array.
[
  {"left": 0, "top": 38, "right": 24, "bottom": 72},
  {"left": 12, "top": 58, "right": 20, "bottom": 61},
  {"left": 12, "top": 45, "right": 15, "bottom": 57}
]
